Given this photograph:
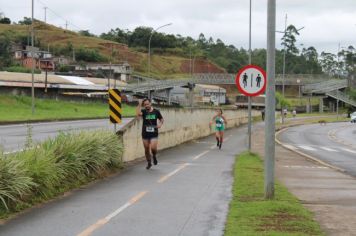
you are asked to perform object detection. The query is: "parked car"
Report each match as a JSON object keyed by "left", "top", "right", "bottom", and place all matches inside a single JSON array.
[{"left": 351, "top": 112, "right": 356, "bottom": 123}]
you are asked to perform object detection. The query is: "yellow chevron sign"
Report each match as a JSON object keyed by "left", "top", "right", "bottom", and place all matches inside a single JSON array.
[{"left": 109, "top": 89, "right": 122, "bottom": 124}]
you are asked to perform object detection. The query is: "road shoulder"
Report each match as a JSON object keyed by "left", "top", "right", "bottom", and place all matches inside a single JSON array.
[{"left": 253, "top": 123, "right": 356, "bottom": 235}]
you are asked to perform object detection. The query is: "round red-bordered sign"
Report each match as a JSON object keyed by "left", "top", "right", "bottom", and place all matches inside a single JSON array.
[{"left": 235, "top": 65, "right": 267, "bottom": 97}]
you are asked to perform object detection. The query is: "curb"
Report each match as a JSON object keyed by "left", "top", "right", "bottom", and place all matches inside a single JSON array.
[{"left": 275, "top": 127, "right": 348, "bottom": 174}]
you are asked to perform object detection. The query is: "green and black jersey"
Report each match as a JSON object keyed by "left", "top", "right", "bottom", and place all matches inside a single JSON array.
[{"left": 141, "top": 108, "right": 163, "bottom": 138}]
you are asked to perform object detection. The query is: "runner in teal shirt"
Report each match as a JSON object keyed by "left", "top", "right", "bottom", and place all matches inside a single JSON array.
[{"left": 210, "top": 109, "right": 227, "bottom": 149}]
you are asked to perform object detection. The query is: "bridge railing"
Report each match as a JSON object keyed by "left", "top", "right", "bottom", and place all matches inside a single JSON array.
[
  {"left": 326, "top": 90, "right": 356, "bottom": 107},
  {"left": 302, "top": 79, "right": 348, "bottom": 94}
]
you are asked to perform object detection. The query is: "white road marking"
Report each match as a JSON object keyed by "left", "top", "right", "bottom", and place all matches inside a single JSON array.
[
  {"left": 283, "top": 165, "right": 328, "bottom": 169},
  {"left": 298, "top": 145, "right": 317, "bottom": 151},
  {"left": 77, "top": 191, "right": 147, "bottom": 236},
  {"left": 340, "top": 148, "right": 356, "bottom": 154},
  {"left": 283, "top": 144, "right": 298, "bottom": 150},
  {"left": 193, "top": 150, "right": 210, "bottom": 160},
  {"left": 320, "top": 147, "right": 339, "bottom": 152},
  {"left": 158, "top": 163, "right": 189, "bottom": 183}
]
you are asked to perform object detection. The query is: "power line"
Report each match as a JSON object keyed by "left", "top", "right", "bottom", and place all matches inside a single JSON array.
[{"left": 35, "top": 0, "right": 84, "bottom": 31}]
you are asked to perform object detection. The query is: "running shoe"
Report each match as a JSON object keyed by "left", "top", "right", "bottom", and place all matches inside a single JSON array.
[
  {"left": 146, "top": 162, "right": 152, "bottom": 169},
  {"left": 153, "top": 155, "right": 158, "bottom": 165},
  {"left": 219, "top": 142, "right": 222, "bottom": 150}
]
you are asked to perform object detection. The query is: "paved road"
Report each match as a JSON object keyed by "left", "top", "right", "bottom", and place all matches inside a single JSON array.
[
  {"left": 0, "top": 126, "right": 248, "bottom": 236},
  {"left": 0, "top": 119, "right": 132, "bottom": 153},
  {"left": 278, "top": 122, "right": 356, "bottom": 176}
]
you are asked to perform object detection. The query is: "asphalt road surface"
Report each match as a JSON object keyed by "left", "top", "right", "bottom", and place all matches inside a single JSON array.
[
  {"left": 0, "top": 126, "right": 248, "bottom": 236},
  {"left": 278, "top": 122, "right": 356, "bottom": 176},
  {"left": 0, "top": 119, "right": 132, "bottom": 153}
]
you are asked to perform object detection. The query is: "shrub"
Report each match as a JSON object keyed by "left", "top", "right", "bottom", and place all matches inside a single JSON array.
[
  {"left": 76, "top": 47, "right": 108, "bottom": 62},
  {"left": 0, "top": 130, "right": 123, "bottom": 214},
  {"left": 4, "top": 66, "right": 41, "bottom": 74}
]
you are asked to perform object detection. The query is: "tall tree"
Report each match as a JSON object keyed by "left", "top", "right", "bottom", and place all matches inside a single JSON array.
[
  {"left": 0, "top": 17, "right": 11, "bottom": 24},
  {"left": 0, "top": 34, "right": 13, "bottom": 68},
  {"left": 320, "top": 52, "right": 338, "bottom": 76},
  {"left": 281, "top": 25, "right": 300, "bottom": 55},
  {"left": 18, "top": 17, "right": 32, "bottom": 25}
]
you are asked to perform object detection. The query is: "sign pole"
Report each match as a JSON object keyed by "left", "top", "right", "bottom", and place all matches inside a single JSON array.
[
  {"left": 247, "top": 0, "right": 252, "bottom": 151},
  {"left": 236, "top": 66, "right": 266, "bottom": 154},
  {"left": 265, "top": 0, "right": 276, "bottom": 199}
]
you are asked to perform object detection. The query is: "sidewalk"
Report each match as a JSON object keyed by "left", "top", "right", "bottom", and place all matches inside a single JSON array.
[{"left": 252, "top": 123, "right": 356, "bottom": 236}]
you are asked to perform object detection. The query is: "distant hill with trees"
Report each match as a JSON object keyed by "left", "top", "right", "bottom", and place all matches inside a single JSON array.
[{"left": 0, "top": 16, "right": 355, "bottom": 79}]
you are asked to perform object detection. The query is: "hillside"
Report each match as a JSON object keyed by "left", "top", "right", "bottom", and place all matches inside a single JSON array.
[{"left": 0, "top": 21, "right": 224, "bottom": 79}]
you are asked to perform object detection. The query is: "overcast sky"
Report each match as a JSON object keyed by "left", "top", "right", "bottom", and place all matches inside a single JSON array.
[{"left": 1, "top": 0, "right": 355, "bottom": 54}]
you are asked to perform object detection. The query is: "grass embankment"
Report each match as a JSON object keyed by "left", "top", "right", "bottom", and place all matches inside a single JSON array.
[
  {"left": 275, "top": 113, "right": 349, "bottom": 130},
  {"left": 0, "top": 22, "right": 221, "bottom": 77},
  {"left": 225, "top": 152, "right": 324, "bottom": 236},
  {"left": 0, "top": 95, "right": 136, "bottom": 123},
  {"left": 0, "top": 130, "right": 123, "bottom": 219}
]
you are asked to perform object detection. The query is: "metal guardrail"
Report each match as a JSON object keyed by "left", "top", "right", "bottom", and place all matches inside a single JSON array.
[
  {"left": 126, "top": 74, "right": 337, "bottom": 94},
  {"left": 326, "top": 90, "right": 356, "bottom": 107},
  {"left": 191, "top": 73, "right": 335, "bottom": 85},
  {"left": 124, "top": 74, "right": 346, "bottom": 105},
  {"left": 302, "top": 79, "right": 348, "bottom": 94}
]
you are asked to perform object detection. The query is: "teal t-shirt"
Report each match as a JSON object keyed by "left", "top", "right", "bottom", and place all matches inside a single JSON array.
[{"left": 215, "top": 116, "right": 225, "bottom": 130}]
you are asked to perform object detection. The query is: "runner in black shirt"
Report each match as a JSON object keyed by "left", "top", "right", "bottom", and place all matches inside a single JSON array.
[{"left": 136, "top": 98, "right": 164, "bottom": 169}]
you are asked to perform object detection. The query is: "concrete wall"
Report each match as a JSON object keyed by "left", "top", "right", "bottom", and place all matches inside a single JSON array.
[{"left": 119, "top": 108, "right": 259, "bottom": 162}]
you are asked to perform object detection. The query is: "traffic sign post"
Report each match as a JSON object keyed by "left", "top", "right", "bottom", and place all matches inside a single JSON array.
[
  {"left": 235, "top": 65, "right": 266, "bottom": 151},
  {"left": 236, "top": 65, "right": 267, "bottom": 97},
  {"left": 109, "top": 89, "right": 122, "bottom": 132}
]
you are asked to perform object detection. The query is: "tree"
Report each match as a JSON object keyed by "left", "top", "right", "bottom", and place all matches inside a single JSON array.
[
  {"left": 338, "top": 46, "right": 356, "bottom": 76},
  {"left": 100, "top": 28, "right": 130, "bottom": 44},
  {"left": 0, "top": 17, "right": 11, "bottom": 24},
  {"left": 281, "top": 25, "right": 300, "bottom": 55},
  {"left": 320, "top": 52, "right": 338, "bottom": 76},
  {"left": 129, "top": 27, "right": 152, "bottom": 48},
  {"left": 197, "top": 33, "right": 207, "bottom": 48},
  {"left": 79, "top": 30, "right": 95, "bottom": 37},
  {"left": 0, "top": 34, "right": 13, "bottom": 69},
  {"left": 301, "top": 47, "right": 322, "bottom": 74},
  {"left": 18, "top": 17, "right": 32, "bottom": 25}
]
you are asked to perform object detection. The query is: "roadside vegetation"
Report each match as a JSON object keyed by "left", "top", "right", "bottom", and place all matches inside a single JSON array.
[
  {"left": 0, "top": 95, "right": 136, "bottom": 123},
  {"left": 0, "top": 130, "right": 123, "bottom": 219},
  {"left": 225, "top": 152, "right": 324, "bottom": 236}
]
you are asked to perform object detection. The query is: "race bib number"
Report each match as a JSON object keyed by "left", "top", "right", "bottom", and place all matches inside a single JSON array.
[
  {"left": 216, "top": 123, "right": 222, "bottom": 128},
  {"left": 146, "top": 126, "right": 155, "bottom": 132}
]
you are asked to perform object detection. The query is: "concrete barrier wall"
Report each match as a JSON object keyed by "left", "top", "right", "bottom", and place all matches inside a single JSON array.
[{"left": 119, "top": 108, "right": 259, "bottom": 162}]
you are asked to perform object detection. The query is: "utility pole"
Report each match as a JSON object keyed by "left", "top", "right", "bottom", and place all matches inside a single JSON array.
[
  {"left": 31, "top": 0, "right": 35, "bottom": 115},
  {"left": 44, "top": 7, "right": 47, "bottom": 23},
  {"left": 282, "top": 14, "right": 287, "bottom": 97},
  {"left": 247, "top": 0, "right": 252, "bottom": 151},
  {"left": 265, "top": 0, "right": 276, "bottom": 199},
  {"left": 65, "top": 21, "right": 68, "bottom": 30}
]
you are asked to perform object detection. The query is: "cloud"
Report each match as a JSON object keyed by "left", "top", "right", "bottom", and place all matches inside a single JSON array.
[{"left": 1, "top": 0, "right": 355, "bottom": 54}]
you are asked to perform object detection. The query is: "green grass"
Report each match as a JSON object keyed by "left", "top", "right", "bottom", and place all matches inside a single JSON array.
[
  {"left": 0, "top": 130, "right": 123, "bottom": 219},
  {"left": 0, "top": 95, "right": 136, "bottom": 122},
  {"left": 286, "top": 98, "right": 320, "bottom": 107},
  {"left": 225, "top": 152, "right": 324, "bottom": 236}
]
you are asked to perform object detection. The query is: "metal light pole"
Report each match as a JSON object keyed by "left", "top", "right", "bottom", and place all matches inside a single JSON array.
[
  {"left": 31, "top": 0, "right": 35, "bottom": 115},
  {"left": 148, "top": 23, "right": 172, "bottom": 76},
  {"left": 265, "top": 0, "right": 276, "bottom": 199},
  {"left": 282, "top": 14, "right": 287, "bottom": 97},
  {"left": 247, "top": 0, "right": 252, "bottom": 151}
]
